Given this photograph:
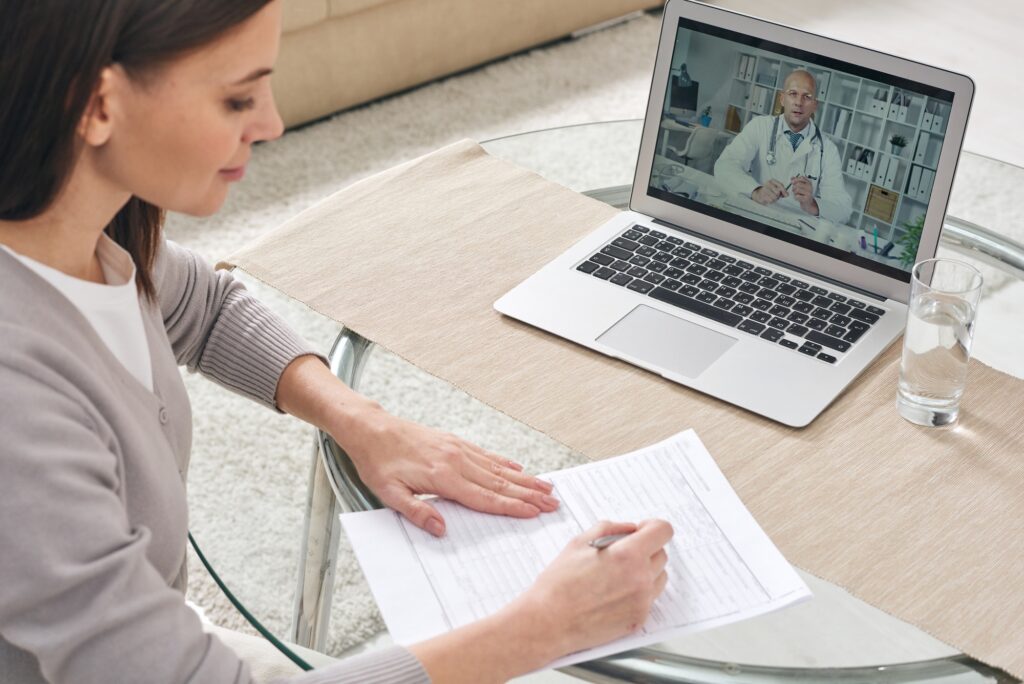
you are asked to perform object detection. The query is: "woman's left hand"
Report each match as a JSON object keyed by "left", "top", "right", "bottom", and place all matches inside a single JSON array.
[{"left": 328, "top": 407, "right": 560, "bottom": 537}]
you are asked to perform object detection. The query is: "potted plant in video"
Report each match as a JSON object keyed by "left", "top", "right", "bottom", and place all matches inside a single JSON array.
[
  {"left": 889, "top": 133, "right": 907, "bottom": 155},
  {"left": 699, "top": 105, "right": 712, "bottom": 127},
  {"left": 896, "top": 214, "right": 925, "bottom": 269}
]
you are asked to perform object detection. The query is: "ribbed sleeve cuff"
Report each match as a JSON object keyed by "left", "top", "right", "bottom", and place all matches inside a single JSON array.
[
  {"left": 287, "top": 646, "right": 430, "bottom": 684},
  {"left": 197, "top": 289, "right": 326, "bottom": 412}
]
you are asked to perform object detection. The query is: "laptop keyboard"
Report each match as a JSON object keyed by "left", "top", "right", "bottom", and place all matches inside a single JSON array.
[{"left": 576, "top": 225, "right": 887, "bottom": 364}]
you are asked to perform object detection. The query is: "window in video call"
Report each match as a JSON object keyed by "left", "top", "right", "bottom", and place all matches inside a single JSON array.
[{"left": 647, "top": 17, "right": 955, "bottom": 282}]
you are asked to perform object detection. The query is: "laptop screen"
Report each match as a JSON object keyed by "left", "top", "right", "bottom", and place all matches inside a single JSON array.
[{"left": 647, "top": 17, "right": 955, "bottom": 283}]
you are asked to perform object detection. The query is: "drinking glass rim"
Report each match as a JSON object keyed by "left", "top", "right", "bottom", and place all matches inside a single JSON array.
[{"left": 911, "top": 257, "right": 983, "bottom": 295}]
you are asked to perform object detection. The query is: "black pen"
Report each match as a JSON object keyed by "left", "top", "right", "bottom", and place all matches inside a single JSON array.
[{"left": 589, "top": 532, "right": 633, "bottom": 549}]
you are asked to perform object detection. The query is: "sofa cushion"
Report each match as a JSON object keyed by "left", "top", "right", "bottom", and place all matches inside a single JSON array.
[
  {"left": 328, "top": 0, "right": 397, "bottom": 20},
  {"left": 283, "top": 0, "right": 329, "bottom": 33}
]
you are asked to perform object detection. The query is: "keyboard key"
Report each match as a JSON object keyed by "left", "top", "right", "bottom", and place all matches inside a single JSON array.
[
  {"left": 818, "top": 353, "right": 837, "bottom": 364},
  {"left": 577, "top": 261, "right": 598, "bottom": 274},
  {"left": 664, "top": 267, "right": 685, "bottom": 280},
  {"left": 759, "top": 277, "right": 780, "bottom": 290},
  {"left": 829, "top": 301, "right": 852, "bottom": 315},
  {"left": 655, "top": 240, "right": 674, "bottom": 251},
  {"left": 602, "top": 245, "right": 633, "bottom": 260},
  {"left": 751, "top": 311, "right": 771, "bottom": 323},
  {"left": 610, "top": 259, "right": 630, "bottom": 272},
  {"left": 690, "top": 253, "right": 710, "bottom": 265},
  {"left": 632, "top": 225, "right": 649, "bottom": 233},
  {"left": 662, "top": 278, "right": 682, "bottom": 291},
  {"left": 649, "top": 261, "right": 668, "bottom": 273},
  {"left": 649, "top": 287, "right": 743, "bottom": 327},
  {"left": 848, "top": 299, "right": 866, "bottom": 309},
  {"left": 627, "top": 279, "right": 653, "bottom": 294},
  {"left": 707, "top": 259, "right": 726, "bottom": 271},
  {"left": 739, "top": 281, "right": 761, "bottom": 294},
  {"left": 636, "top": 246, "right": 657, "bottom": 257},
  {"left": 760, "top": 328, "right": 784, "bottom": 342},
  {"left": 724, "top": 264, "right": 744, "bottom": 276},
  {"left": 813, "top": 295, "right": 832, "bottom": 307},
  {"left": 686, "top": 262, "right": 708, "bottom": 274},
  {"left": 696, "top": 291, "right": 717, "bottom": 304},
  {"left": 843, "top": 328, "right": 865, "bottom": 343},
  {"left": 792, "top": 279, "right": 810, "bottom": 289},
  {"left": 652, "top": 252, "right": 673, "bottom": 263},
  {"left": 812, "top": 307, "right": 832, "bottom": 319},
  {"left": 849, "top": 320, "right": 869, "bottom": 333},
  {"left": 794, "top": 289, "right": 816, "bottom": 302},
  {"left": 779, "top": 338, "right": 799, "bottom": 349},
  {"left": 643, "top": 272, "right": 666, "bottom": 285},
  {"left": 682, "top": 273, "right": 702, "bottom": 285},
  {"left": 705, "top": 270, "right": 725, "bottom": 282},
  {"left": 671, "top": 246, "right": 693, "bottom": 258},
  {"left": 769, "top": 305, "right": 790, "bottom": 318},
  {"left": 680, "top": 285, "right": 699, "bottom": 297},
  {"left": 768, "top": 317, "right": 789, "bottom": 330},
  {"left": 849, "top": 309, "right": 880, "bottom": 324},
  {"left": 719, "top": 254, "right": 737, "bottom": 264},
  {"left": 612, "top": 237, "right": 639, "bottom": 251},
  {"left": 740, "top": 271, "right": 761, "bottom": 283},
  {"left": 713, "top": 298, "right": 735, "bottom": 311},
  {"left": 591, "top": 252, "right": 614, "bottom": 266},
  {"left": 735, "top": 292, "right": 755, "bottom": 305},
  {"left": 777, "top": 283, "right": 797, "bottom": 295},
  {"left": 698, "top": 279, "right": 717, "bottom": 291},
  {"left": 638, "top": 235, "right": 659, "bottom": 246},
  {"left": 700, "top": 247, "right": 719, "bottom": 257},
  {"left": 775, "top": 274, "right": 792, "bottom": 283},
  {"left": 627, "top": 266, "right": 648, "bottom": 278},
  {"left": 722, "top": 276, "right": 743, "bottom": 288},
  {"left": 684, "top": 241, "right": 701, "bottom": 250},
  {"left": 866, "top": 305, "right": 886, "bottom": 316},
  {"left": 628, "top": 255, "right": 650, "bottom": 267},
  {"left": 831, "top": 314, "right": 851, "bottom": 327},
  {"left": 810, "top": 285, "right": 828, "bottom": 295},
  {"left": 828, "top": 293, "right": 847, "bottom": 302},
  {"left": 737, "top": 260, "right": 755, "bottom": 270},
  {"left": 754, "top": 266, "right": 772, "bottom": 277},
  {"left": 758, "top": 289, "right": 779, "bottom": 301},
  {"left": 807, "top": 317, "right": 828, "bottom": 331},
  {"left": 787, "top": 311, "right": 809, "bottom": 324},
  {"left": 776, "top": 295, "right": 796, "bottom": 308},
  {"left": 622, "top": 229, "right": 643, "bottom": 241},
  {"left": 610, "top": 273, "right": 632, "bottom": 286},
  {"left": 806, "top": 330, "right": 851, "bottom": 353},
  {"left": 649, "top": 230, "right": 666, "bottom": 239},
  {"left": 797, "top": 343, "right": 817, "bottom": 356},
  {"left": 825, "top": 324, "right": 846, "bottom": 337},
  {"left": 716, "top": 286, "right": 737, "bottom": 299},
  {"left": 738, "top": 319, "right": 766, "bottom": 335},
  {"left": 593, "top": 267, "right": 616, "bottom": 280},
  {"left": 732, "top": 304, "right": 753, "bottom": 317},
  {"left": 751, "top": 298, "right": 772, "bottom": 311},
  {"left": 793, "top": 301, "right": 814, "bottom": 314},
  {"left": 802, "top": 342, "right": 821, "bottom": 352},
  {"left": 666, "top": 236, "right": 683, "bottom": 245},
  {"left": 788, "top": 324, "right": 810, "bottom": 337}
]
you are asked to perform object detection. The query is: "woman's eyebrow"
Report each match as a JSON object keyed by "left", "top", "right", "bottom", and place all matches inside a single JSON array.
[{"left": 232, "top": 67, "right": 273, "bottom": 85}]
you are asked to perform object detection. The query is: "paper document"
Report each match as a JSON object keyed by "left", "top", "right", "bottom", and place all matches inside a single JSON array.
[{"left": 341, "top": 429, "right": 811, "bottom": 669}]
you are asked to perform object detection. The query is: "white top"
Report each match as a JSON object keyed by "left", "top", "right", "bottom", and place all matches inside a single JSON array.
[
  {"left": 1, "top": 236, "right": 153, "bottom": 391},
  {"left": 713, "top": 114, "right": 853, "bottom": 224}
]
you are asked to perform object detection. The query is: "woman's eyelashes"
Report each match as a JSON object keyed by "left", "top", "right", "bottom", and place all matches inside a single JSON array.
[{"left": 227, "top": 96, "right": 256, "bottom": 112}]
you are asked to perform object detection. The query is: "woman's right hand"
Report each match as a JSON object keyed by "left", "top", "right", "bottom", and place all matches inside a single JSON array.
[{"left": 512, "top": 519, "right": 674, "bottom": 663}]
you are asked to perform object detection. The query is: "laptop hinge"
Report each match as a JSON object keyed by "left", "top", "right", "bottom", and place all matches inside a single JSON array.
[{"left": 651, "top": 219, "right": 888, "bottom": 302}]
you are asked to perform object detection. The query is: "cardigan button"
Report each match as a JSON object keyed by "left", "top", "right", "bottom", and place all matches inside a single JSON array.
[{"left": 158, "top": 407, "right": 169, "bottom": 424}]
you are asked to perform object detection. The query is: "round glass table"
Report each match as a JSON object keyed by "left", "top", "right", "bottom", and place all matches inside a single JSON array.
[{"left": 200, "top": 120, "right": 1024, "bottom": 683}]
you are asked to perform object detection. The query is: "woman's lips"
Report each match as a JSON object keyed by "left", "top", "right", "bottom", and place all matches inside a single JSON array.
[{"left": 219, "top": 165, "right": 246, "bottom": 181}]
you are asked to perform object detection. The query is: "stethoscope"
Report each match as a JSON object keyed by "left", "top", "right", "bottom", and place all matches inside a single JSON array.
[{"left": 766, "top": 115, "right": 824, "bottom": 197}]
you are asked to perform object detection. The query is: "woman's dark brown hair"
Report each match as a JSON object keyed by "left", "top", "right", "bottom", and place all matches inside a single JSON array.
[{"left": 0, "top": 0, "right": 274, "bottom": 299}]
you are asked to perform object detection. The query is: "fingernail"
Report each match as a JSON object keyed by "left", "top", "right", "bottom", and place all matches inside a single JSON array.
[
  {"left": 426, "top": 518, "right": 445, "bottom": 537},
  {"left": 535, "top": 478, "right": 554, "bottom": 492},
  {"left": 542, "top": 495, "right": 560, "bottom": 509},
  {"left": 506, "top": 460, "right": 525, "bottom": 471}
]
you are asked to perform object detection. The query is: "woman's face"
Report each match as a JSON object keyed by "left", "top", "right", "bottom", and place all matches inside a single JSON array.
[{"left": 93, "top": 1, "right": 284, "bottom": 216}]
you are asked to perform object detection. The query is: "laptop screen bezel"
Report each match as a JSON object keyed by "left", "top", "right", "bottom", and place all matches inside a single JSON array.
[{"left": 629, "top": 0, "right": 974, "bottom": 304}]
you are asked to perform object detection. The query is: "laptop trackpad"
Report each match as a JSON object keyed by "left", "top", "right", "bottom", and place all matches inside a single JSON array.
[{"left": 597, "top": 305, "right": 736, "bottom": 378}]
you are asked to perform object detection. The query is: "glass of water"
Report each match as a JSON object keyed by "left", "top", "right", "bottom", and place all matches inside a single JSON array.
[{"left": 897, "top": 258, "right": 983, "bottom": 426}]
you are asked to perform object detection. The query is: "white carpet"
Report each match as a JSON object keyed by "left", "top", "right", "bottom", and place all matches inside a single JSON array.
[{"left": 171, "top": 7, "right": 1024, "bottom": 664}]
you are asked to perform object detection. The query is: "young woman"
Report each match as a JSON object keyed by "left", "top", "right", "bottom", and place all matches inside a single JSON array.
[{"left": 0, "top": 1, "right": 672, "bottom": 683}]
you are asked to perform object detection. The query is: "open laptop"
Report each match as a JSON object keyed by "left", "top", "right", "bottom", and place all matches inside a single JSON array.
[{"left": 495, "top": 0, "right": 973, "bottom": 427}]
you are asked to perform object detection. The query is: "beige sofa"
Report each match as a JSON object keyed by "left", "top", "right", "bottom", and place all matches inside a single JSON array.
[{"left": 274, "top": 0, "right": 664, "bottom": 128}]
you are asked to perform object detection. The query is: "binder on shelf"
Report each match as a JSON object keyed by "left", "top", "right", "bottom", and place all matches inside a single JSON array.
[
  {"left": 884, "top": 157, "right": 899, "bottom": 189},
  {"left": 888, "top": 90, "right": 901, "bottom": 120},
  {"left": 922, "top": 102, "right": 934, "bottom": 131},
  {"left": 917, "top": 169, "right": 935, "bottom": 201},
  {"left": 816, "top": 72, "right": 830, "bottom": 100},
  {"left": 737, "top": 55, "right": 748, "bottom": 79},
  {"left": 745, "top": 54, "right": 755, "bottom": 81},
  {"left": 907, "top": 164, "right": 923, "bottom": 197},
  {"left": 846, "top": 146, "right": 861, "bottom": 175},
  {"left": 898, "top": 93, "right": 909, "bottom": 123},
  {"left": 931, "top": 108, "right": 944, "bottom": 134},
  {"left": 874, "top": 155, "right": 889, "bottom": 185},
  {"left": 833, "top": 109, "right": 849, "bottom": 136},
  {"left": 914, "top": 131, "right": 931, "bottom": 164}
]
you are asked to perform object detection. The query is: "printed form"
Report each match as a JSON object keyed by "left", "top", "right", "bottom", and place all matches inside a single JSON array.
[{"left": 341, "top": 429, "right": 811, "bottom": 668}]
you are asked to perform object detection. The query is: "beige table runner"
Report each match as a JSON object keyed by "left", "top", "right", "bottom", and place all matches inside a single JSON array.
[{"left": 223, "top": 140, "right": 1024, "bottom": 678}]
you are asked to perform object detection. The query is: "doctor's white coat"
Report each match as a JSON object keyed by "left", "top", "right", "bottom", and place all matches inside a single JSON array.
[{"left": 714, "top": 114, "right": 853, "bottom": 224}]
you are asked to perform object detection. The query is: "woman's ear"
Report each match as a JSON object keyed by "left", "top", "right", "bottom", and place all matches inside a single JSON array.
[{"left": 77, "top": 66, "right": 123, "bottom": 146}]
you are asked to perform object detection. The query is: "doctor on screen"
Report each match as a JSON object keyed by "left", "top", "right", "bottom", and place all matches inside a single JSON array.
[{"left": 714, "top": 69, "right": 853, "bottom": 224}]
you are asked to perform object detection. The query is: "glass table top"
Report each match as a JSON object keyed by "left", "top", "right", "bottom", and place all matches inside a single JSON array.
[{"left": 191, "top": 120, "right": 1024, "bottom": 683}]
